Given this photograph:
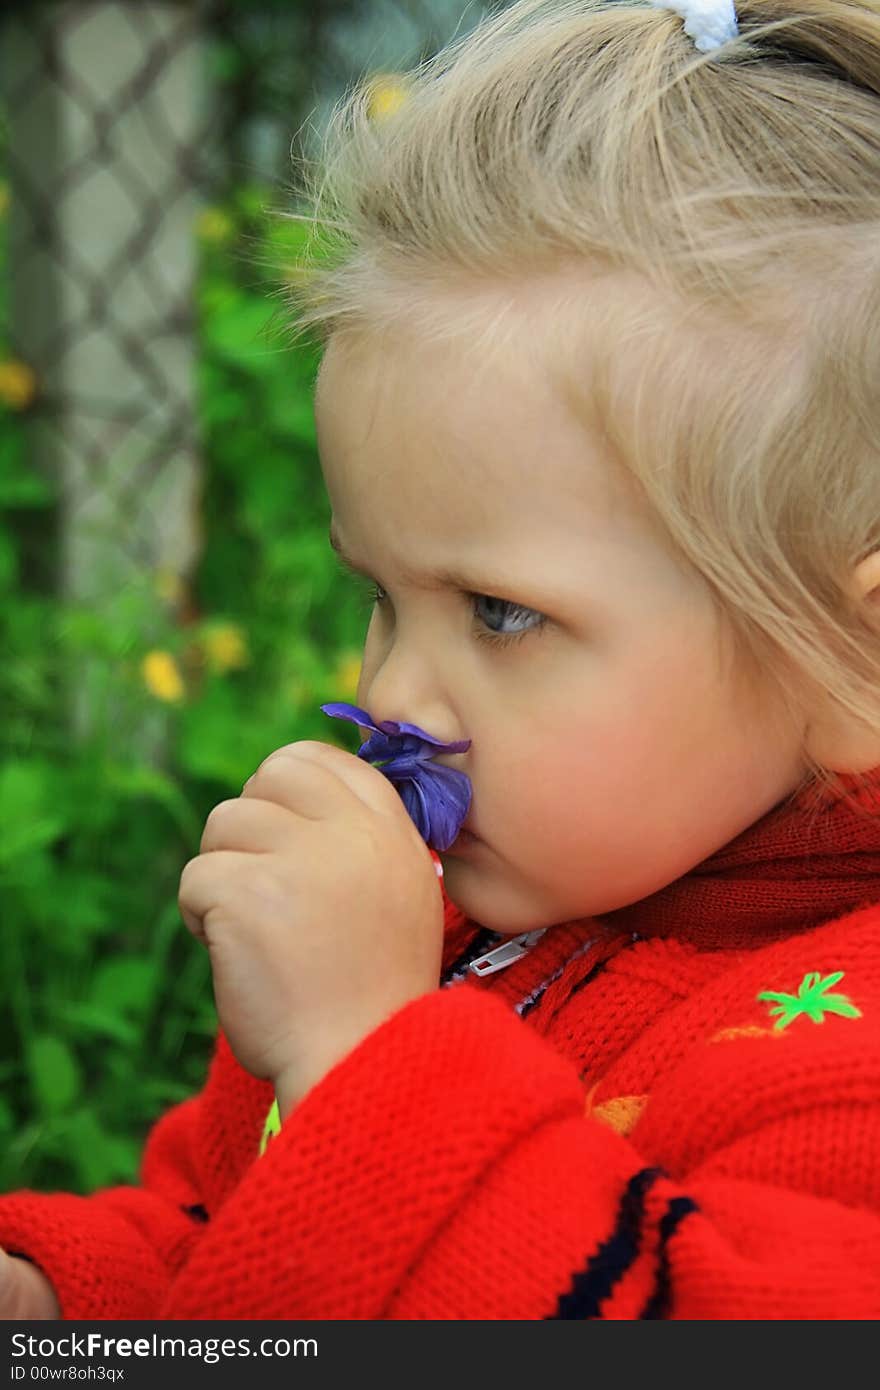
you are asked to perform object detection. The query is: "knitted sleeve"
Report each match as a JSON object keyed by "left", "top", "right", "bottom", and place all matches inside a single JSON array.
[
  {"left": 0, "top": 864, "right": 461, "bottom": 1321},
  {"left": 0, "top": 1096, "right": 206, "bottom": 1318},
  {"left": 151, "top": 985, "right": 880, "bottom": 1320},
  {"left": 0, "top": 1032, "right": 276, "bottom": 1319}
]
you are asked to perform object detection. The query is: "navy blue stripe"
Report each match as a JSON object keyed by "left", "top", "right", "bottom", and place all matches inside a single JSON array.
[
  {"left": 640, "top": 1195, "right": 699, "bottom": 1319},
  {"left": 181, "top": 1203, "right": 210, "bottom": 1223},
  {"left": 440, "top": 927, "right": 498, "bottom": 985},
  {"left": 548, "top": 1167, "right": 664, "bottom": 1319}
]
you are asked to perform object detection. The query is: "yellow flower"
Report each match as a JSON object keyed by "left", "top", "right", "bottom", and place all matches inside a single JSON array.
[
  {"left": 333, "top": 650, "right": 362, "bottom": 699},
  {"left": 196, "top": 207, "right": 234, "bottom": 244},
  {"left": 366, "top": 74, "right": 409, "bottom": 123},
  {"left": 200, "top": 623, "right": 250, "bottom": 674},
  {"left": 142, "top": 650, "right": 185, "bottom": 703},
  {"left": 0, "top": 359, "right": 37, "bottom": 411}
]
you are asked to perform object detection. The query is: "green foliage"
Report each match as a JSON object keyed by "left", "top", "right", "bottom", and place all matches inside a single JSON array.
[{"left": 0, "top": 187, "right": 369, "bottom": 1193}]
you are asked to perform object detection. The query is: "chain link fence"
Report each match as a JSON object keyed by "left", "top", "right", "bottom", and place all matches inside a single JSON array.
[{"left": 0, "top": 0, "right": 491, "bottom": 752}]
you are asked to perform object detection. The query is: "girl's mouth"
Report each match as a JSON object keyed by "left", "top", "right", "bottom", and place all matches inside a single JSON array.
[{"left": 448, "top": 827, "right": 480, "bottom": 852}]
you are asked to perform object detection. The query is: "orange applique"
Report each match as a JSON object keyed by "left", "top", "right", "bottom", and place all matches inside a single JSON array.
[
  {"left": 586, "top": 1089, "right": 648, "bottom": 1137},
  {"left": 709, "top": 1024, "right": 779, "bottom": 1044}
]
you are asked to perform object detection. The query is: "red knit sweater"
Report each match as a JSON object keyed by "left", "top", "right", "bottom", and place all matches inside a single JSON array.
[{"left": 2, "top": 774, "right": 879, "bottom": 1319}]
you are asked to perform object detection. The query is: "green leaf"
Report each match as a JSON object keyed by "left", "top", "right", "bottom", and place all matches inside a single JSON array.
[
  {"left": 205, "top": 291, "right": 276, "bottom": 371},
  {"left": 820, "top": 995, "right": 862, "bottom": 1020},
  {"left": 0, "top": 435, "right": 54, "bottom": 506},
  {"left": 207, "top": 45, "right": 245, "bottom": 83},
  {"left": 58, "top": 1109, "right": 140, "bottom": 1189},
  {"left": 233, "top": 185, "right": 271, "bottom": 220},
  {"left": 0, "top": 470, "right": 53, "bottom": 507},
  {"left": 55, "top": 1001, "right": 140, "bottom": 1046},
  {"left": 0, "top": 758, "right": 71, "bottom": 866},
  {"left": 102, "top": 762, "right": 202, "bottom": 844},
  {"left": 265, "top": 383, "right": 317, "bottom": 445},
  {"left": 0, "top": 1095, "right": 15, "bottom": 1134},
  {"left": 178, "top": 680, "right": 272, "bottom": 785},
  {"left": 141, "top": 1075, "right": 201, "bottom": 1107},
  {"left": 0, "top": 528, "right": 17, "bottom": 589},
  {"left": 27, "top": 1035, "right": 83, "bottom": 1113},
  {"left": 241, "top": 462, "right": 300, "bottom": 535},
  {"left": 40, "top": 870, "right": 115, "bottom": 940},
  {"left": 817, "top": 971, "right": 845, "bottom": 991},
  {"left": 89, "top": 956, "right": 159, "bottom": 1017}
]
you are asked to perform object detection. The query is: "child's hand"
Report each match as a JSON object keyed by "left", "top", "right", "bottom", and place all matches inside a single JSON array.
[
  {"left": 178, "top": 741, "right": 445, "bottom": 1116},
  {"left": 0, "top": 1248, "right": 61, "bottom": 1318}
]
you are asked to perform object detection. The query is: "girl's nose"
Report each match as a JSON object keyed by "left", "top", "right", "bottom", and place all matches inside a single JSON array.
[{"left": 359, "top": 643, "right": 463, "bottom": 750}]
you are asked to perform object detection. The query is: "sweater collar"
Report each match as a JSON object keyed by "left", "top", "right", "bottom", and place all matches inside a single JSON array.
[
  {"left": 593, "top": 767, "right": 880, "bottom": 950},
  {"left": 441, "top": 768, "right": 880, "bottom": 984}
]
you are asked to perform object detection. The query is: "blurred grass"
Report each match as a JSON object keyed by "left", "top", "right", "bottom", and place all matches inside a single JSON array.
[{"left": 0, "top": 186, "right": 373, "bottom": 1193}]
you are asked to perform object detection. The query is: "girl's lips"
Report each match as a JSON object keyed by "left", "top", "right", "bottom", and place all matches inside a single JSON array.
[{"left": 448, "top": 827, "right": 481, "bottom": 851}]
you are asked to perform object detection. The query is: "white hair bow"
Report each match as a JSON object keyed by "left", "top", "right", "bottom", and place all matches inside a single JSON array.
[{"left": 651, "top": 0, "right": 739, "bottom": 53}]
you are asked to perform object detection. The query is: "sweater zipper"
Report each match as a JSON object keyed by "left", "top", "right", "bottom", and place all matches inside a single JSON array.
[{"left": 468, "top": 929, "right": 548, "bottom": 977}]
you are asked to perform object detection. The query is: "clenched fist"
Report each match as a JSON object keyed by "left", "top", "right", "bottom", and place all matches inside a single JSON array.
[{"left": 178, "top": 740, "right": 445, "bottom": 1119}]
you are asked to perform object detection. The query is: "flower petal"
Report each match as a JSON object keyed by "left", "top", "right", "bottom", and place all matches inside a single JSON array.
[
  {"left": 396, "top": 765, "right": 472, "bottom": 851},
  {"left": 320, "top": 702, "right": 379, "bottom": 733},
  {"left": 320, "top": 700, "right": 472, "bottom": 849},
  {"left": 374, "top": 718, "right": 471, "bottom": 753},
  {"left": 398, "top": 777, "right": 431, "bottom": 842},
  {"left": 419, "top": 763, "right": 472, "bottom": 850},
  {"left": 321, "top": 702, "right": 470, "bottom": 754}
]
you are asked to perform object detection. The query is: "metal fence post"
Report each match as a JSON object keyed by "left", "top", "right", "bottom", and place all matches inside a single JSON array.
[{"left": 0, "top": 0, "right": 213, "bottom": 763}]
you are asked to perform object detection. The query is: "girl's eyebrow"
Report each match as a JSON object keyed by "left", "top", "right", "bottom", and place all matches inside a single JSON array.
[{"left": 328, "top": 523, "right": 495, "bottom": 594}]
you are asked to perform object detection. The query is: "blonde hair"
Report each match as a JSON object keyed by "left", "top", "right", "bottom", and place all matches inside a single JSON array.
[{"left": 279, "top": 0, "right": 880, "bottom": 814}]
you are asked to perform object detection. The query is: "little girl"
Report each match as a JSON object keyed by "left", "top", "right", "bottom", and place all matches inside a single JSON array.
[{"left": 2, "top": 0, "right": 880, "bottom": 1319}]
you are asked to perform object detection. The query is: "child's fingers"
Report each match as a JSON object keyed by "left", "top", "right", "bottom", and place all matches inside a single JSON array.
[
  {"left": 199, "top": 795, "right": 308, "bottom": 857},
  {"left": 243, "top": 740, "right": 403, "bottom": 820},
  {"left": 178, "top": 849, "right": 281, "bottom": 943}
]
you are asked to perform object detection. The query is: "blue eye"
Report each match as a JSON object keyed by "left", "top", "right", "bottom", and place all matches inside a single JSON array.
[
  {"left": 360, "top": 582, "right": 547, "bottom": 651},
  {"left": 471, "top": 594, "right": 547, "bottom": 648}
]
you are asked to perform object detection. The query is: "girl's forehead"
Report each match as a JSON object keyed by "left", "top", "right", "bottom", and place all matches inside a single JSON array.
[
  {"left": 320, "top": 351, "right": 559, "bottom": 505},
  {"left": 320, "top": 410, "right": 668, "bottom": 620},
  {"left": 313, "top": 268, "right": 716, "bottom": 568}
]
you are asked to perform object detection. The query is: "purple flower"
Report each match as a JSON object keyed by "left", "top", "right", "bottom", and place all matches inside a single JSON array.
[{"left": 321, "top": 702, "right": 472, "bottom": 852}]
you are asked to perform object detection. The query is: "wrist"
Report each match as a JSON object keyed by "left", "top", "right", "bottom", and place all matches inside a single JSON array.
[
  {"left": 273, "top": 1070, "right": 303, "bottom": 1124},
  {"left": 271, "top": 1035, "right": 351, "bottom": 1123},
  {"left": 273, "top": 1055, "right": 333, "bottom": 1122}
]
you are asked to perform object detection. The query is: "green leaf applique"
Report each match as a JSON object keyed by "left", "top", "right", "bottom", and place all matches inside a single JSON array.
[
  {"left": 259, "top": 1098, "right": 281, "bottom": 1157},
  {"left": 757, "top": 971, "right": 862, "bottom": 1032}
]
